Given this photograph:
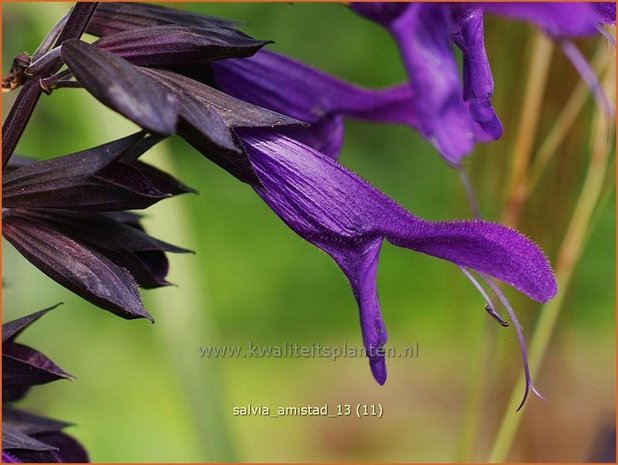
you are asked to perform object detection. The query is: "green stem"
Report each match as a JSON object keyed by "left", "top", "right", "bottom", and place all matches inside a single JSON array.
[{"left": 502, "top": 32, "right": 553, "bottom": 227}]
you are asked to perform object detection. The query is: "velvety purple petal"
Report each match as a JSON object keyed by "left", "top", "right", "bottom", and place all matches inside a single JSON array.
[
  {"left": 238, "top": 129, "right": 556, "bottom": 380},
  {"left": 479, "top": 2, "right": 610, "bottom": 37},
  {"left": 212, "top": 51, "right": 415, "bottom": 126},
  {"left": 2, "top": 306, "right": 60, "bottom": 343},
  {"left": 354, "top": 4, "right": 495, "bottom": 164},
  {"left": 278, "top": 114, "right": 344, "bottom": 160},
  {"left": 389, "top": 4, "right": 483, "bottom": 164},
  {"left": 3, "top": 342, "right": 72, "bottom": 387},
  {"left": 593, "top": 3, "right": 616, "bottom": 25},
  {"left": 3, "top": 133, "right": 193, "bottom": 211},
  {"left": 87, "top": 2, "right": 236, "bottom": 37},
  {"left": 3, "top": 213, "right": 152, "bottom": 320},
  {"left": 211, "top": 50, "right": 419, "bottom": 158},
  {"left": 449, "top": 7, "right": 503, "bottom": 139},
  {"left": 96, "top": 25, "right": 270, "bottom": 66}
]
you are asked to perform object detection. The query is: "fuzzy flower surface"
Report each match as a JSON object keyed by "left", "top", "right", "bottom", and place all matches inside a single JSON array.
[{"left": 2, "top": 2, "right": 558, "bottom": 395}]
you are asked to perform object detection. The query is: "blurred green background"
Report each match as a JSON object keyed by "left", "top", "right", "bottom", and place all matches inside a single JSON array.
[{"left": 2, "top": 2, "right": 615, "bottom": 462}]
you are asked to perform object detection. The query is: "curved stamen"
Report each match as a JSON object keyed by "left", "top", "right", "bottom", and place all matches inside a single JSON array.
[
  {"left": 456, "top": 165, "right": 481, "bottom": 219},
  {"left": 456, "top": 164, "right": 542, "bottom": 409},
  {"left": 482, "top": 277, "right": 544, "bottom": 411},
  {"left": 459, "top": 266, "right": 509, "bottom": 327}
]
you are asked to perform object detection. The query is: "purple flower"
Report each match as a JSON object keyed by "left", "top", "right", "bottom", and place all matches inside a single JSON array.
[
  {"left": 237, "top": 128, "right": 556, "bottom": 383},
  {"left": 2, "top": 308, "right": 89, "bottom": 462},
  {"left": 353, "top": 2, "right": 616, "bottom": 164},
  {"left": 2, "top": 2, "right": 559, "bottom": 398}
]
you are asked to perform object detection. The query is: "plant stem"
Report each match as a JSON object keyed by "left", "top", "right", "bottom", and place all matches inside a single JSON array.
[
  {"left": 527, "top": 44, "right": 610, "bottom": 192},
  {"left": 1, "top": 2, "right": 99, "bottom": 168},
  {"left": 502, "top": 32, "right": 553, "bottom": 227},
  {"left": 488, "top": 59, "right": 614, "bottom": 463},
  {"left": 2, "top": 80, "right": 42, "bottom": 168}
]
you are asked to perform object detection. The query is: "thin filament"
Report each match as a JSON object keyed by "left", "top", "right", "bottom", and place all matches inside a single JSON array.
[
  {"left": 459, "top": 266, "right": 508, "bottom": 327},
  {"left": 456, "top": 165, "right": 481, "bottom": 219},
  {"left": 559, "top": 39, "right": 615, "bottom": 117},
  {"left": 457, "top": 164, "right": 541, "bottom": 410},
  {"left": 595, "top": 24, "right": 616, "bottom": 47}
]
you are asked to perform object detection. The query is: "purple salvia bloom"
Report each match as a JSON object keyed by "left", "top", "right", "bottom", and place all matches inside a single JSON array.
[
  {"left": 353, "top": 2, "right": 615, "bottom": 163},
  {"left": 353, "top": 3, "right": 497, "bottom": 166},
  {"left": 237, "top": 128, "right": 557, "bottom": 383},
  {"left": 211, "top": 50, "right": 418, "bottom": 159}
]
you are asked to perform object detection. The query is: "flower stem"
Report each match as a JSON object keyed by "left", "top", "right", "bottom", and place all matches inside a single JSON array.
[
  {"left": 488, "top": 59, "right": 614, "bottom": 463},
  {"left": 1, "top": 2, "right": 99, "bottom": 168}
]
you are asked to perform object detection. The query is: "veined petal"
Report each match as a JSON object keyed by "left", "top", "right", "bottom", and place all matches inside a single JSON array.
[
  {"left": 2, "top": 305, "right": 60, "bottom": 343},
  {"left": 3, "top": 343, "right": 72, "bottom": 388},
  {"left": 3, "top": 213, "right": 152, "bottom": 320},
  {"left": 87, "top": 2, "right": 236, "bottom": 37},
  {"left": 96, "top": 25, "right": 271, "bottom": 66},
  {"left": 3, "top": 133, "right": 193, "bottom": 211},
  {"left": 238, "top": 129, "right": 557, "bottom": 381},
  {"left": 13, "top": 209, "right": 190, "bottom": 289}
]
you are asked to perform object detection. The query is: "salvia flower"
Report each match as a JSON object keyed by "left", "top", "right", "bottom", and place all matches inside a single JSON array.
[
  {"left": 353, "top": 2, "right": 616, "bottom": 164},
  {"left": 237, "top": 128, "right": 556, "bottom": 384},
  {"left": 2, "top": 2, "right": 559, "bottom": 409},
  {"left": 2, "top": 308, "right": 89, "bottom": 463}
]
